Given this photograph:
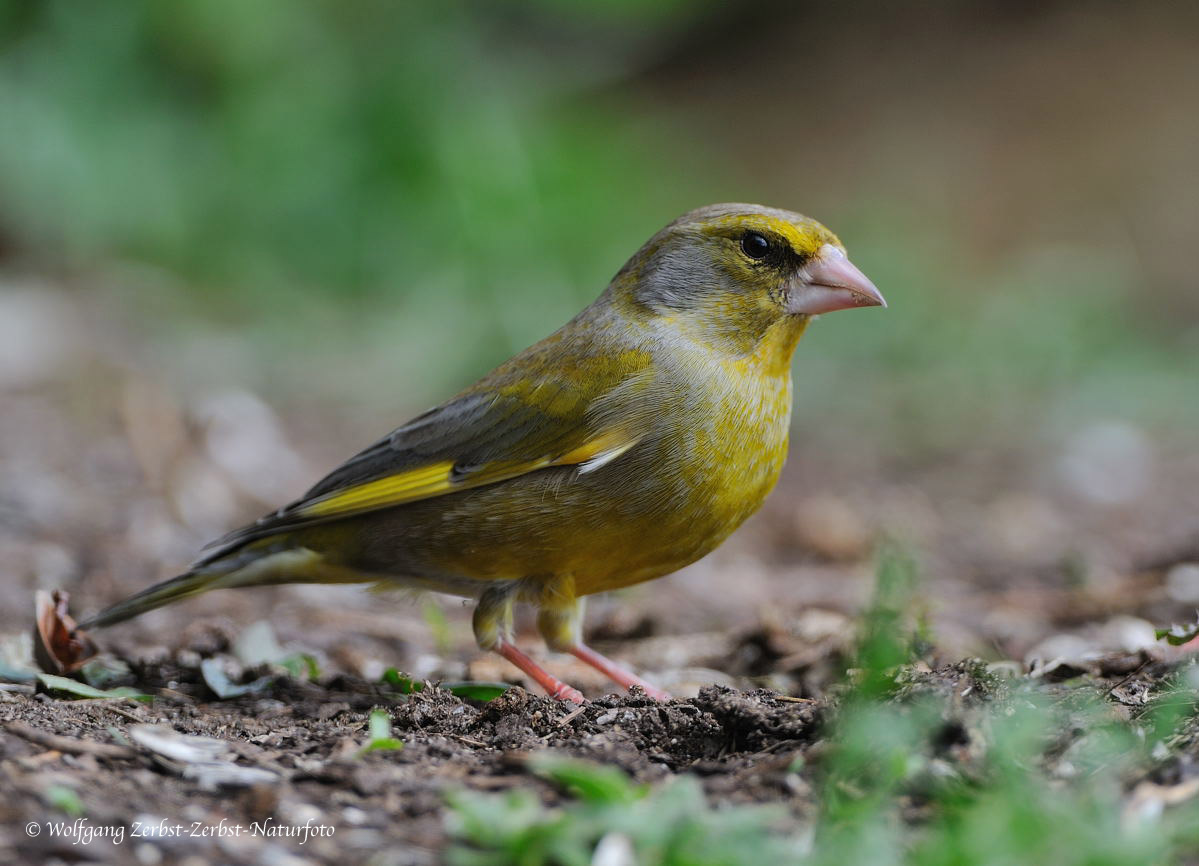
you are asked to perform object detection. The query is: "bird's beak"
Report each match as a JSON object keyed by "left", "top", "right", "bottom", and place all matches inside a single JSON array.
[{"left": 786, "top": 244, "right": 886, "bottom": 315}]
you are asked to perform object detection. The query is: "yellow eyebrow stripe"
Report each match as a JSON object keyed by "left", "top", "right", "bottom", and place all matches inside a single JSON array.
[{"left": 300, "top": 460, "right": 457, "bottom": 517}]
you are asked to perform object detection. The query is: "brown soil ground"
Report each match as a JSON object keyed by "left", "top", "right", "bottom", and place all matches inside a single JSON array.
[{"left": 2, "top": 642, "right": 1189, "bottom": 865}]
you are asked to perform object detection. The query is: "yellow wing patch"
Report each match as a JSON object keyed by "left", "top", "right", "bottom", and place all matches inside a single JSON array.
[
  {"left": 300, "top": 460, "right": 458, "bottom": 517},
  {"left": 295, "top": 429, "right": 641, "bottom": 521}
]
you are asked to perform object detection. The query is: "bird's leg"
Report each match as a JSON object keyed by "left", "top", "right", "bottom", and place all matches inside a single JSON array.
[
  {"left": 538, "top": 592, "right": 671, "bottom": 702},
  {"left": 494, "top": 642, "right": 584, "bottom": 704},
  {"left": 474, "top": 584, "right": 584, "bottom": 704},
  {"left": 566, "top": 643, "right": 671, "bottom": 702}
]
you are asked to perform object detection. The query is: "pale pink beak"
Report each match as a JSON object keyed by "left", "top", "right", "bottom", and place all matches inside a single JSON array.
[{"left": 786, "top": 244, "right": 886, "bottom": 316}]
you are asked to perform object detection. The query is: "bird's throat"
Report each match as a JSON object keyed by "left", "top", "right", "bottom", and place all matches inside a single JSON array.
[{"left": 748, "top": 315, "right": 810, "bottom": 377}]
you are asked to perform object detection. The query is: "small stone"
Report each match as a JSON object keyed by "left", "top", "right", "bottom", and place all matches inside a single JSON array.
[
  {"left": 793, "top": 495, "right": 871, "bottom": 561},
  {"left": 1166, "top": 563, "right": 1199, "bottom": 602},
  {"left": 1057, "top": 421, "right": 1153, "bottom": 505}
]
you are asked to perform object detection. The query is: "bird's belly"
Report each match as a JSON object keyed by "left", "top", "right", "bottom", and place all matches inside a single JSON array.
[{"left": 411, "top": 464, "right": 780, "bottom": 597}]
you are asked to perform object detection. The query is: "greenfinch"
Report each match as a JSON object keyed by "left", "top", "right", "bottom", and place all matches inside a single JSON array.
[{"left": 80, "top": 203, "right": 884, "bottom": 702}]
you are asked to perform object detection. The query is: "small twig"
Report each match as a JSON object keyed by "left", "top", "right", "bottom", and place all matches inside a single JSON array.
[
  {"left": 100, "top": 703, "right": 148, "bottom": 724},
  {"left": 775, "top": 695, "right": 816, "bottom": 704},
  {"left": 556, "top": 705, "right": 587, "bottom": 726},
  {"left": 5, "top": 721, "right": 139, "bottom": 760},
  {"left": 1107, "top": 658, "right": 1153, "bottom": 699}
]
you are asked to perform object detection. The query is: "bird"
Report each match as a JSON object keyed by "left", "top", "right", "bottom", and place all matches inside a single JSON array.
[{"left": 78, "top": 203, "right": 885, "bottom": 703}]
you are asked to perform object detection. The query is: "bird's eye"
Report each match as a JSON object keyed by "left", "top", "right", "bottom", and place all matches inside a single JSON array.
[{"left": 740, "top": 231, "right": 771, "bottom": 260}]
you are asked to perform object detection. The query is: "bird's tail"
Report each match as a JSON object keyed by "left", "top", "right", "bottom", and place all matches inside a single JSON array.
[
  {"left": 78, "top": 568, "right": 233, "bottom": 629},
  {"left": 77, "top": 547, "right": 369, "bottom": 630}
]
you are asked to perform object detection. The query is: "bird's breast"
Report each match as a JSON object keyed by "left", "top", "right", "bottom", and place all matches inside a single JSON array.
[
  {"left": 568, "top": 359, "right": 793, "bottom": 595},
  {"left": 679, "top": 359, "right": 793, "bottom": 529}
]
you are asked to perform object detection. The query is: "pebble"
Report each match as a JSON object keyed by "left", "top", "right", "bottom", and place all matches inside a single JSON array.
[
  {"left": 1166, "top": 563, "right": 1199, "bottom": 603},
  {"left": 1057, "top": 421, "right": 1153, "bottom": 505}
]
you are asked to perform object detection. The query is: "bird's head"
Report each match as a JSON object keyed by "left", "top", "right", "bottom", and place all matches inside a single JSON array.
[{"left": 611, "top": 203, "right": 884, "bottom": 357}]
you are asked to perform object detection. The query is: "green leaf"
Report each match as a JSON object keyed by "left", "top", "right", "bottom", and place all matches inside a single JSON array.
[
  {"left": 530, "top": 755, "right": 645, "bottom": 805},
  {"left": 37, "top": 674, "right": 151, "bottom": 702},
  {"left": 446, "top": 763, "right": 802, "bottom": 865},
  {"left": 1156, "top": 624, "right": 1199, "bottom": 646},
  {"left": 278, "top": 652, "right": 321, "bottom": 681},
  {"left": 359, "top": 709, "right": 404, "bottom": 755},
  {"left": 852, "top": 546, "right": 923, "bottom": 698},
  {"left": 442, "top": 681, "right": 513, "bottom": 701},
  {"left": 381, "top": 668, "right": 424, "bottom": 694},
  {"left": 43, "top": 785, "right": 85, "bottom": 817},
  {"left": 78, "top": 657, "right": 132, "bottom": 689}
]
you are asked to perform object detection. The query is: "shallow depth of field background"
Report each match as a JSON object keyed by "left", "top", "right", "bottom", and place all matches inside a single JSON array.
[
  {"left": 1, "top": 0, "right": 1197, "bottom": 675},
  {"left": 4, "top": 3, "right": 1199, "bottom": 864}
]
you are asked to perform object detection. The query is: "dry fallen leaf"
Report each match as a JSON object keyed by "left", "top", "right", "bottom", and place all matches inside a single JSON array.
[{"left": 33, "top": 589, "right": 97, "bottom": 675}]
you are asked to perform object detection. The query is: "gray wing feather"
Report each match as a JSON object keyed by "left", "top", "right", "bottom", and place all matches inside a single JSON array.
[{"left": 191, "top": 388, "right": 597, "bottom": 567}]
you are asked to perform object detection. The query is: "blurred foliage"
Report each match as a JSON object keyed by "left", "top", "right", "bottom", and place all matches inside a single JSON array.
[
  {"left": 0, "top": 0, "right": 715, "bottom": 396},
  {"left": 851, "top": 544, "right": 923, "bottom": 698},
  {"left": 447, "top": 754, "right": 805, "bottom": 866},
  {"left": 794, "top": 229, "right": 1199, "bottom": 456},
  {"left": 0, "top": 0, "right": 696, "bottom": 296},
  {"left": 0, "top": 0, "right": 1194, "bottom": 442}
]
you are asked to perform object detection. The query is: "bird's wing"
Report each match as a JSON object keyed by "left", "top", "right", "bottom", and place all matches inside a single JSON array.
[{"left": 193, "top": 363, "right": 658, "bottom": 566}]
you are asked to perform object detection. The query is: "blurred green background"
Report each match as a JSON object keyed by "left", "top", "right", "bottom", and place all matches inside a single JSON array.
[{"left": 1, "top": 0, "right": 1196, "bottom": 456}]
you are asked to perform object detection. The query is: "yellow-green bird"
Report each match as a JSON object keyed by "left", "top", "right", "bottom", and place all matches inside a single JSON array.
[{"left": 80, "top": 203, "right": 884, "bottom": 702}]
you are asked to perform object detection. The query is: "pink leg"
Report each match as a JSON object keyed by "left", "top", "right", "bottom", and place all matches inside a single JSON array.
[
  {"left": 495, "top": 642, "right": 584, "bottom": 703},
  {"left": 569, "top": 644, "right": 671, "bottom": 701}
]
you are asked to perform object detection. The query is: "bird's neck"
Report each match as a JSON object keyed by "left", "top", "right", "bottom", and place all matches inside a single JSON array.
[
  {"left": 738, "top": 314, "right": 810, "bottom": 378},
  {"left": 604, "top": 289, "right": 809, "bottom": 376},
  {"left": 674, "top": 312, "right": 809, "bottom": 377}
]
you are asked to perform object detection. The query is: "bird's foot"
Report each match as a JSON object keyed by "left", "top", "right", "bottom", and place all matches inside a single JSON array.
[
  {"left": 568, "top": 643, "right": 671, "bottom": 702},
  {"left": 494, "top": 641, "right": 585, "bottom": 703}
]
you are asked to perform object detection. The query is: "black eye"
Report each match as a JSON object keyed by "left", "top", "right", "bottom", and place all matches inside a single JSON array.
[{"left": 740, "top": 231, "right": 771, "bottom": 260}]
